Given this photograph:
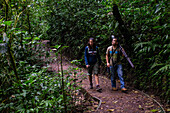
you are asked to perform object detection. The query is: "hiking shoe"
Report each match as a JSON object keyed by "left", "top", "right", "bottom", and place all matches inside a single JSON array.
[
  {"left": 112, "top": 87, "right": 118, "bottom": 91},
  {"left": 96, "top": 85, "right": 102, "bottom": 91},
  {"left": 121, "top": 88, "right": 128, "bottom": 92}
]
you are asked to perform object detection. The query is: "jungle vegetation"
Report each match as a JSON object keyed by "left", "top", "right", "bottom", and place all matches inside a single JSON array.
[{"left": 0, "top": 0, "right": 169, "bottom": 112}]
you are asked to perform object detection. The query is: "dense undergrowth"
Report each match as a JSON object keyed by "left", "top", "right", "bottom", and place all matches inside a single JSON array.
[
  {"left": 0, "top": 0, "right": 169, "bottom": 112},
  {"left": 0, "top": 0, "right": 86, "bottom": 112},
  {"left": 45, "top": 0, "right": 169, "bottom": 104}
]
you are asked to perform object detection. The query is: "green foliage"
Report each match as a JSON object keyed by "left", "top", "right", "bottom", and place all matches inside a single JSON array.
[
  {"left": 44, "top": 0, "right": 169, "bottom": 103},
  {"left": 0, "top": 0, "right": 86, "bottom": 112},
  {"left": 46, "top": 0, "right": 113, "bottom": 59},
  {"left": 0, "top": 62, "right": 84, "bottom": 112},
  {"left": 121, "top": 0, "right": 169, "bottom": 102},
  {"left": 0, "top": 0, "right": 169, "bottom": 111}
]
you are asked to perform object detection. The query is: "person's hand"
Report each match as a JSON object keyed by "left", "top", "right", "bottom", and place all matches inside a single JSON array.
[
  {"left": 107, "top": 63, "right": 110, "bottom": 67},
  {"left": 121, "top": 48, "right": 125, "bottom": 56},
  {"left": 86, "top": 65, "right": 90, "bottom": 68}
]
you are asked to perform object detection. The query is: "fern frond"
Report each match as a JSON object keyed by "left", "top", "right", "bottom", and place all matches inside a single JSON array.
[
  {"left": 151, "top": 63, "right": 164, "bottom": 69},
  {"left": 134, "top": 41, "right": 151, "bottom": 51},
  {"left": 134, "top": 41, "right": 161, "bottom": 53},
  {"left": 153, "top": 64, "right": 170, "bottom": 75}
]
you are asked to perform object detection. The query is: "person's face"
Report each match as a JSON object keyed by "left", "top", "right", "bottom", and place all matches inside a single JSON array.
[
  {"left": 112, "top": 38, "right": 118, "bottom": 45},
  {"left": 89, "top": 39, "right": 93, "bottom": 46}
]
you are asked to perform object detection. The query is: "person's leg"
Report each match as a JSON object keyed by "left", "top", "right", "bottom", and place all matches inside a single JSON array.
[
  {"left": 93, "top": 63, "right": 102, "bottom": 91},
  {"left": 95, "top": 74, "right": 99, "bottom": 86},
  {"left": 110, "top": 66, "right": 117, "bottom": 90},
  {"left": 95, "top": 74, "right": 102, "bottom": 91},
  {"left": 88, "top": 65, "right": 93, "bottom": 89},
  {"left": 88, "top": 75, "right": 93, "bottom": 88},
  {"left": 93, "top": 63, "right": 99, "bottom": 86},
  {"left": 117, "top": 64, "right": 127, "bottom": 91}
]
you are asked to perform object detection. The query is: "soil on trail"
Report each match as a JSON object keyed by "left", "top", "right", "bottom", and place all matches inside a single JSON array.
[
  {"left": 48, "top": 56, "right": 163, "bottom": 113},
  {"left": 41, "top": 43, "right": 163, "bottom": 113}
]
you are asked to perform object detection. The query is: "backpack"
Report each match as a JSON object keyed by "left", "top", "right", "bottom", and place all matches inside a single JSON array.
[
  {"left": 109, "top": 46, "right": 120, "bottom": 65},
  {"left": 87, "top": 46, "right": 98, "bottom": 55}
]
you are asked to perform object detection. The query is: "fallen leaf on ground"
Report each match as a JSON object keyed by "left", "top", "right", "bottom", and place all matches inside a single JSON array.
[
  {"left": 107, "top": 109, "right": 114, "bottom": 112},
  {"left": 145, "top": 105, "right": 154, "bottom": 108},
  {"left": 101, "top": 101, "right": 106, "bottom": 104},
  {"left": 93, "top": 105, "right": 98, "bottom": 108},
  {"left": 134, "top": 91, "right": 138, "bottom": 93},
  {"left": 150, "top": 95, "right": 155, "bottom": 98},
  {"left": 113, "top": 101, "right": 118, "bottom": 104},
  {"left": 167, "top": 108, "right": 170, "bottom": 112},
  {"left": 139, "top": 105, "right": 142, "bottom": 109},
  {"left": 145, "top": 102, "right": 153, "bottom": 105},
  {"left": 150, "top": 109, "right": 159, "bottom": 112}
]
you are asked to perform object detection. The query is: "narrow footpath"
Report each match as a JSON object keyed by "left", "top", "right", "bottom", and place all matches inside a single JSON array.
[
  {"left": 41, "top": 42, "right": 164, "bottom": 113},
  {"left": 49, "top": 58, "right": 164, "bottom": 112}
]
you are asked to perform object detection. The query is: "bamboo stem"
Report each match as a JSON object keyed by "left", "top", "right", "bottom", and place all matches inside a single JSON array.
[
  {"left": 7, "top": 39, "right": 21, "bottom": 85},
  {"left": 4, "top": 0, "right": 8, "bottom": 32},
  {"left": 60, "top": 48, "right": 67, "bottom": 113},
  {"left": 4, "top": 0, "right": 21, "bottom": 89}
]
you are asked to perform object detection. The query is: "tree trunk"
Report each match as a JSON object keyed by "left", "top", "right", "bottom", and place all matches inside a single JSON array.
[{"left": 112, "top": 4, "right": 134, "bottom": 52}]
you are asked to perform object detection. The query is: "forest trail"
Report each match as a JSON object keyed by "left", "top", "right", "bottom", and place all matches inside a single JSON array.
[
  {"left": 47, "top": 55, "right": 163, "bottom": 113},
  {"left": 39, "top": 40, "right": 164, "bottom": 113},
  {"left": 38, "top": 41, "right": 164, "bottom": 113}
]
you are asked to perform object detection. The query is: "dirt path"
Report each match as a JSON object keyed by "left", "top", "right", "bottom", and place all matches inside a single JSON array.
[
  {"left": 37, "top": 39, "right": 165, "bottom": 113},
  {"left": 82, "top": 76, "right": 161, "bottom": 113},
  {"left": 47, "top": 52, "right": 164, "bottom": 113}
]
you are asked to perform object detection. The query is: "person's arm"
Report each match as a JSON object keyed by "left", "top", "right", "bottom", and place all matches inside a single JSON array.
[
  {"left": 106, "top": 48, "right": 110, "bottom": 67},
  {"left": 84, "top": 47, "right": 90, "bottom": 68}
]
